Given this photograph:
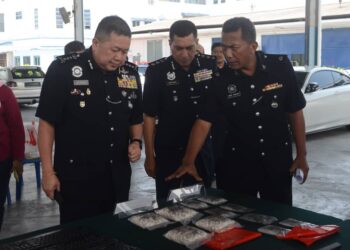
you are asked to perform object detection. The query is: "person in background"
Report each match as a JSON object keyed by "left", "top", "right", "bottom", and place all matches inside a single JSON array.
[
  {"left": 0, "top": 80, "right": 25, "bottom": 231},
  {"left": 37, "top": 15, "right": 143, "bottom": 224},
  {"left": 211, "top": 42, "right": 226, "bottom": 70},
  {"left": 64, "top": 40, "right": 86, "bottom": 55},
  {"left": 196, "top": 43, "right": 205, "bottom": 54},
  {"left": 143, "top": 20, "right": 216, "bottom": 201},
  {"left": 167, "top": 17, "right": 308, "bottom": 206}
]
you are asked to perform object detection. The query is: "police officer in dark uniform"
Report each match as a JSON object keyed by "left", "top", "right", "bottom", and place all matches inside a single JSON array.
[
  {"left": 143, "top": 20, "right": 216, "bottom": 201},
  {"left": 167, "top": 17, "right": 309, "bottom": 206},
  {"left": 36, "top": 16, "right": 143, "bottom": 224}
]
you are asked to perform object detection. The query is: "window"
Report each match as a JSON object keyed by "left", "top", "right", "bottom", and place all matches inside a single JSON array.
[
  {"left": 221, "top": 0, "right": 225, "bottom": 2},
  {"left": 132, "top": 20, "right": 140, "bottom": 27},
  {"left": 56, "top": 8, "right": 63, "bottom": 28},
  {"left": 332, "top": 71, "right": 350, "bottom": 86},
  {"left": 14, "top": 56, "right": 21, "bottom": 66},
  {"left": 147, "top": 40, "right": 162, "bottom": 62},
  {"left": 34, "top": 56, "right": 40, "bottom": 66},
  {"left": 185, "top": 0, "right": 206, "bottom": 4},
  {"left": 84, "top": 9, "right": 91, "bottom": 29},
  {"left": 159, "top": 0, "right": 180, "bottom": 2},
  {"left": 34, "top": 8, "right": 39, "bottom": 29},
  {"left": 213, "top": 0, "right": 218, "bottom": 3},
  {"left": 308, "top": 71, "right": 334, "bottom": 89},
  {"left": 16, "top": 11, "right": 22, "bottom": 20},
  {"left": 23, "top": 56, "right": 31, "bottom": 65},
  {"left": 0, "top": 13, "right": 4, "bottom": 32}
]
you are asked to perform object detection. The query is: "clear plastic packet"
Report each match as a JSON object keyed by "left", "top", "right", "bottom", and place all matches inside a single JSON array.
[
  {"left": 239, "top": 213, "right": 278, "bottom": 225},
  {"left": 155, "top": 204, "right": 202, "bottom": 224},
  {"left": 219, "top": 203, "right": 254, "bottom": 213},
  {"left": 204, "top": 207, "right": 239, "bottom": 219},
  {"left": 164, "top": 225, "right": 212, "bottom": 249},
  {"left": 193, "top": 215, "right": 242, "bottom": 233},
  {"left": 181, "top": 199, "right": 210, "bottom": 210},
  {"left": 258, "top": 225, "right": 291, "bottom": 236},
  {"left": 196, "top": 195, "right": 227, "bottom": 205},
  {"left": 167, "top": 184, "right": 204, "bottom": 202},
  {"left": 279, "top": 218, "right": 316, "bottom": 228},
  {"left": 128, "top": 212, "right": 172, "bottom": 230},
  {"left": 115, "top": 198, "right": 158, "bottom": 218}
]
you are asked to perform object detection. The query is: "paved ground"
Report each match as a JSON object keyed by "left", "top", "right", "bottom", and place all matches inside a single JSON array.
[{"left": 1, "top": 121, "right": 350, "bottom": 239}]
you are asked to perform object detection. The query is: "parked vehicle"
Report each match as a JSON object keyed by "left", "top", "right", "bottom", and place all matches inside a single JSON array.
[
  {"left": 137, "top": 64, "right": 148, "bottom": 91},
  {"left": 294, "top": 66, "right": 350, "bottom": 133},
  {"left": 0, "top": 66, "right": 45, "bottom": 104}
]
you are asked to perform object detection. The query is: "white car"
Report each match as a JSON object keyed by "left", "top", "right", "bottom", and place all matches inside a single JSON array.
[
  {"left": 0, "top": 66, "right": 45, "bottom": 104},
  {"left": 137, "top": 64, "right": 148, "bottom": 91},
  {"left": 294, "top": 67, "right": 350, "bottom": 134}
]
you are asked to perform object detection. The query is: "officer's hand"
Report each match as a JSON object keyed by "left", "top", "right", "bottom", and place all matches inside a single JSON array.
[
  {"left": 289, "top": 155, "right": 309, "bottom": 184},
  {"left": 165, "top": 163, "right": 203, "bottom": 182},
  {"left": 128, "top": 142, "right": 141, "bottom": 163},
  {"left": 12, "top": 160, "right": 23, "bottom": 182},
  {"left": 42, "top": 171, "right": 60, "bottom": 200},
  {"left": 144, "top": 156, "right": 156, "bottom": 178}
]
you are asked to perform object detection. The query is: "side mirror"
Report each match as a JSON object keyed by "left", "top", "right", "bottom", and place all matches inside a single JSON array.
[{"left": 305, "top": 82, "right": 320, "bottom": 93}]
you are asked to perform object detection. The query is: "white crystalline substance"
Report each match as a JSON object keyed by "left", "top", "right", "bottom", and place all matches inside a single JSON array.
[
  {"left": 155, "top": 205, "right": 199, "bottom": 222},
  {"left": 239, "top": 213, "right": 278, "bottom": 225},
  {"left": 194, "top": 215, "right": 240, "bottom": 232},
  {"left": 128, "top": 212, "right": 170, "bottom": 230},
  {"left": 220, "top": 203, "right": 254, "bottom": 213},
  {"left": 181, "top": 199, "right": 210, "bottom": 210},
  {"left": 204, "top": 207, "right": 239, "bottom": 218},
  {"left": 197, "top": 196, "right": 227, "bottom": 205},
  {"left": 164, "top": 225, "right": 210, "bottom": 249}
]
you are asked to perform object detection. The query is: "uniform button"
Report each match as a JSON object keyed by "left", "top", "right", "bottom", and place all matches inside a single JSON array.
[
  {"left": 110, "top": 143, "right": 114, "bottom": 147},
  {"left": 255, "top": 112, "right": 260, "bottom": 116},
  {"left": 205, "top": 85, "right": 208, "bottom": 89},
  {"left": 110, "top": 160, "right": 113, "bottom": 164},
  {"left": 232, "top": 147, "right": 235, "bottom": 151},
  {"left": 104, "top": 80, "right": 108, "bottom": 84},
  {"left": 285, "top": 142, "right": 289, "bottom": 146},
  {"left": 190, "top": 87, "right": 194, "bottom": 91},
  {"left": 193, "top": 101, "right": 198, "bottom": 104},
  {"left": 107, "top": 95, "right": 110, "bottom": 99},
  {"left": 108, "top": 111, "right": 112, "bottom": 116},
  {"left": 261, "top": 152, "right": 265, "bottom": 156},
  {"left": 260, "top": 139, "right": 264, "bottom": 143},
  {"left": 195, "top": 114, "right": 199, "bottom": 118},
  {"left": 173, "top": 90, "right": 177, "bottom": 94},
  {"left": 209, "top": 135, "right": 213, "bottom": 139},
  {"left": 110, "top": 127, "right": 115, "bottom": 131},
  {"left": 258, "top": 125, "right": 263, "bottom": 130},
  {"left": 274, "top": 95, "right": 278, "bottom": 99},
  {"left": 187, "top": 74, "right": 191, "bottom": 78},
  {"left": 69, "top": 159, "right": 74, "bottom": 164},
  {"left": 232, "top": 102, "right": 236, "bottom": 106},
  {"left": 250, "top": 84, "right": 255, "bottom": 89},
  {"left": 252, "top": 98, "right": 257, "bottom": 102}
]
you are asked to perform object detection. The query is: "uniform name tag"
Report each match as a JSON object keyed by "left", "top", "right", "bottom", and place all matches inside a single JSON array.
[
  {"left": 117, "top": 75, "right": 137, "bottom": 89},
  {"left": 193, "top": 69, "right": 213, "bottom": 83},
  {"left": 262, "top": 82, "right": 283, "bottom": 92},
  {"left": 73, "top": 80, "right": 89, "bottom": 86}
]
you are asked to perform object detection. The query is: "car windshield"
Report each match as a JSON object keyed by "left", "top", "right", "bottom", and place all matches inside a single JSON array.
[
  {"left": 11, "top": 68, "right": 45, "bottom": 79},
  {"left": 294, "top": 71, "right": 308, "bottom": 88}
]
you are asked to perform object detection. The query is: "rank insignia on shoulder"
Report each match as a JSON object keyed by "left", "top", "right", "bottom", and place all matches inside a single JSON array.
[
  {"left": 150, "top": 57, "right": 166, "bottom": 66},
  {"left": 56, "top": 53, "right": 80, "bottom": 64},
  {"left": 262, "top": 82, "right": 283, "bottom": 92},
  {"left": 72, "top": 66, "right": 83, "bottom": 78},
  {"left": 124, "top": 61, "right": 137, "bottom": 70}
]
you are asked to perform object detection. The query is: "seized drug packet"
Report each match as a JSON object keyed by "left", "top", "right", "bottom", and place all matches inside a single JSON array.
[
  {"left": 279, "top": 218, "right": 316, "bottom": 228},
  {"left": 239, "top": 213, "right": 278, "bottom": 225},
  {"left": 197, "top": 195, "right": 227, "bottom": 205},
  {"left": 128, "top": 212, "right": 172, "bottom": 230},
  {"left": 155, "top": 204, "right": 201, "bottom": 224},
  {"left": 258, "top": 225, "right": 291, "bottom": 236},
  {"left": 164, "top": 225, "right": 212, "bottom": 249},
  {"left": 181, "top": 199, "right": 210, "bottom": 210},
  {"left": 204, "top": 207, "right": 239, "bottom": 219},
  {"left": 220, "top": 203, "right": 254, "bottom": 213},
  {"left": 194, "top": 215, "right": 242, "bottom": 233}
]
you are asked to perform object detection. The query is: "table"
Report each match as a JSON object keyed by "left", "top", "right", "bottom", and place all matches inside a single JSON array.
[{"left": 0, "top": 190, "right": 347, "bottom": 250}]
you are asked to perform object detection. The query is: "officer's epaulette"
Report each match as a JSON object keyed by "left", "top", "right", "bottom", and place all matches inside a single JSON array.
[
  {"left": 124, "top": 61, "right": 138, "bottom": 70},
  {"left": 197, "top": 53, "right": 216, "bottom": 61},
  {"left": 149, "top": 57, "right": 167, "bottom": 66},
  {"left": 259, "top": 52, "right": 288, "bottom": 63},
  {"left": 56, "top": 53, "right": 81, "bottom": 64}
]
